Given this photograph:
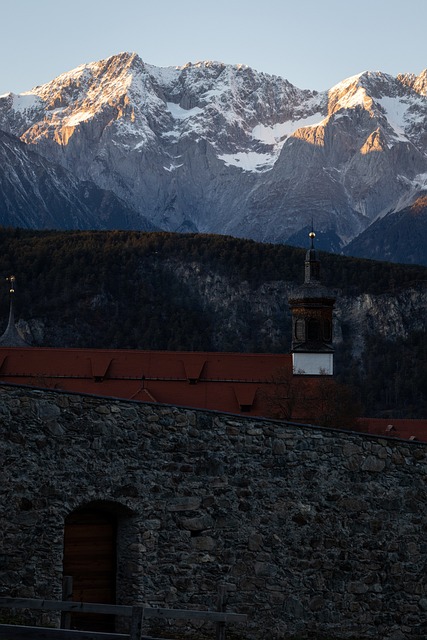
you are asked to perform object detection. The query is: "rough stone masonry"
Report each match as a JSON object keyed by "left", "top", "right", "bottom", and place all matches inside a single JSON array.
[{"left": 1, "top": 383, "right": 427, "bottom": 639}]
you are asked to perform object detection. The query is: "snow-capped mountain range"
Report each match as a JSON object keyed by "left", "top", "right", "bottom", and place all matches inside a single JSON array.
[{"left": 0, "top": 52, "right": 426, "bottom": 262}]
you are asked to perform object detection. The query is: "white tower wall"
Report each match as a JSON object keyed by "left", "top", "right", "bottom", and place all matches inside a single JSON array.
[{"left": 292, "top": 352, "right": 334, "bottom": 376}]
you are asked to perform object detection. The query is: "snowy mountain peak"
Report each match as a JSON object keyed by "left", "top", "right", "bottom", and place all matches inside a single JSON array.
[
  {"left": 327, "top": 71, "right": 405, "bottom": 115},
  {"left": 180, "top": 60, "right": 226, "bottom": 71},
  {"left": 398, "top": 69, "right": 427, "bottom": 96},
  {"left": 0, "top": 53, "right": 426, "bottom": 260},
  {"left": 414, "top": 69, "right": 427, "bottom": 95},
  {"left": 328, "top": 74, "right": 372, "bottom": 114},
  {"left": 32, "top": 51, "right": 145, "bottom": 105}
]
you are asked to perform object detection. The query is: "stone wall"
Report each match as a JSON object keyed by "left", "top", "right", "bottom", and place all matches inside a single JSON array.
[{"left": 1, "top": 383, "right": 427, "bottom": 639}]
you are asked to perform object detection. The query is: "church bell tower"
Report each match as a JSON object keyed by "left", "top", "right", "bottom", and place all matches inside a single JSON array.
[{"left": 288, "top": 231, "right": 335, "bottom": 375}]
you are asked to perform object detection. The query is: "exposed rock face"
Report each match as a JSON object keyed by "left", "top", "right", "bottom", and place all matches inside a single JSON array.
[
  {"left": 0, "top": 129, "right": 155, "bottom": 230},
  {"left": 343, "top": 194, "right": 427, "bottom": 265},
  {"left": 0, "top": 52, "right": 426, "bottom": 258},
  {"left": 334, "top": 286, "right": 427, "bottom": 358},
  {"left": 165, "top": 260, "right": 427, "bottom": 359}
]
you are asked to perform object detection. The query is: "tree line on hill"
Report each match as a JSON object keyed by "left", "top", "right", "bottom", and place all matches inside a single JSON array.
[{"left": 0, "top": 227, "right": 425, "bottom": 418}]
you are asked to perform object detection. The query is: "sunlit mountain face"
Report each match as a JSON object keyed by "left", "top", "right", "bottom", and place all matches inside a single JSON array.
[{"left": 0, "top": 53, "right": 426, "bottom": 263}]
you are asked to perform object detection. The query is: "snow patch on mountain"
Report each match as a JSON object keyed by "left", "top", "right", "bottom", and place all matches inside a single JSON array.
[
  {"left": 145, "top": 63, "right": 180, "bottom": 87},
  {"left": 166, "top": 102, "right": 204, "bottom": 120},
  {"left": 219, "top": 111, "right": 327, "bottom": 172},
  {"left": 252, "top": 112, "right": 325, "bottom": 143},
  {"left": 65, "top": 109, "right": 95, "bottom": 127},
  {"left": 336, "top": 86, "right": 368, "bottom": 110},
  {"left": 412, "top": 172, "right": 427, "bottom": 189},
  {"left": 10, "top": 92, "right": 41, "bottom": 112},
  {"left": 217, "top": 151, "right": 276, "bottom": 172},
  {"left": 377, "top": 96, "right": 414, "bottom": 142},
  {"left": 164, "top": 162, "right": 184, "bottom": 172}
]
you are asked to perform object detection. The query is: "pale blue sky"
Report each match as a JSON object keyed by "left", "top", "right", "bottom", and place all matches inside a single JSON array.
[{"left": 0, "top": 0, "right": 425, "bottom": 95}]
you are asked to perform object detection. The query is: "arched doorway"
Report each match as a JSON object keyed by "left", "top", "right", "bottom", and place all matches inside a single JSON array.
[{"left": 63, "top": 505, "right": 117, "bottom": 631}]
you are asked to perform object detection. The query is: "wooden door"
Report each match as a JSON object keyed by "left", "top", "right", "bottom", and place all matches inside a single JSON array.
[{"left": 63, "top": 508, "right": 117, "bottom": 631}]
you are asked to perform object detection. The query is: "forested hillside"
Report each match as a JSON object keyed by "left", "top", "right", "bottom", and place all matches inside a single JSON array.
[{"left": 0, "top": 228, "right": 425, "bottom": 417}]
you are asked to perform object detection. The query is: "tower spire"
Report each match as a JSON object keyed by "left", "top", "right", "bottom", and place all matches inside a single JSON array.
[
  {"left": 304, "top": 228, "right": 320, "bottom": 284},
  {"left": 288, "top": 229, "right": 335, "bottom": 375},
  {"left": 0, "top": 276, "right": 29, "bottom": 347}
]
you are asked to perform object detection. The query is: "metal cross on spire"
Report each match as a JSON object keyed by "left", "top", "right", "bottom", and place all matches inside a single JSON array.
[{"left": 6, "top": 275, "right": 16, "bottom": 295}]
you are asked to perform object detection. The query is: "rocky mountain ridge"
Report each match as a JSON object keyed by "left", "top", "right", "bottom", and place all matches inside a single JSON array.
[
  {"left": 0, "top": 129, "right": 155, "bottom": 231},
  {"left": 0, "top": 53, "right": 426, "bottom": 261},
  {"left": 343, "top": 195, "right": 427, "bottom": 264}
]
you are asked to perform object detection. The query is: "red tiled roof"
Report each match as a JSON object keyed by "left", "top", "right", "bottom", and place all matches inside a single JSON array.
[
  {"left": 1, "top": 347, "right": 424, "bottom": 438},
  {"left": 356, "top": 418, "right": 427, "bottom": 442},
  {"left": 0, "top": 347, "right": 292, "bottom": 417}
]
